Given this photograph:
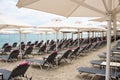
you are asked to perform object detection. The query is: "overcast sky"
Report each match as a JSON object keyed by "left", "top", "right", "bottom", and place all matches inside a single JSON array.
[{"left": 0, "top": 0, "right": 101, "bottom": 26}]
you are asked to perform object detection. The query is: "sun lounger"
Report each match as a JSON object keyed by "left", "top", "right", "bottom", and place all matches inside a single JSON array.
[
  {"left": 0, "top": 50, "right": 19, "bottom": 62},
  {"left": 34, "top": 41, "right": 38, "bottom": 46},
  {"left": 84, "top": 43, "right": 92, "bottom": 52},
  {"left": 49, "top": 40, "right": 55, "bottom": 46},
  {"left": 0, "top": 62, "right": 30, "bottom": 80},
  {"left": 90, "top": 60, "right": 120, "bottom": 68},
  {"left": 48, "top": 44, "right": 56, "bottom": 51},
  {"left": 0, "top": 46, "right": 12, "bottom": 55},
  {"left": 46, "top": 40, "right": 50, "bottom": 44},
  {"left": 12, "top": 42, "right": 17, "bottom": 48},
  {"left": 20, "top": 44, "right": 25, "bottom": 51},
  {"left": 38, "top": 44, "right": 46, "bottom": 54},
  {"left": 80, "top": 39, "right": 87, "bottom": 45},
  {"left": 94, "top": 40, "right": 106, "bottom": 49},
  {"left": 98, "top": 52, "right": 110, "bottom": 57},
  {"left": 112, "top": 50, "right": 120, "bottom": 55},
  {"left": 35, "top": 40, "right": 43, "bottom": 48},
  {"left": 26, "top": 41, "right": 31, "bottom": 46},
  {"left": 11, "top": 42, "right": 18, "bottom": 50},
  {"left": 21, "top": 46, "right": 33, "bottom": 58},
  {"left": 79, "top": 45, "right": 88, "bottom": 53},
  {"left": 57, "top": 43, "right": 63, "bottom": 50},
  {"left": 69, "top": 47, "right": 80, "bottom": 58},
  {"left": 26, "top": 51, "right": 58, "bottom": 69},
  {"left": 77, "top": 67, "right": 120, "bottom": 80},
  {"left": 89, "top": 42, "right": 99, "bottom": 50},
  {"left": 116, "top": 41, "right": 120, "bottom": 49},
  {"left": 98, "top": 53, "right": 120, "bottom": 62},
  {"left": 72, "top": 40, "right": 78, "bottom": 46},
  {"left": 98, "top": 52, "right": 120, "bottom": 60},
  {"left": 63, "top": 42, "right": 70, "bottom": 49},
  {"left": 57, "top": 49, "right": 72, "bottom": 65},
  {"left": 1, "top": 43, "right": 8, "bottom": 49}
]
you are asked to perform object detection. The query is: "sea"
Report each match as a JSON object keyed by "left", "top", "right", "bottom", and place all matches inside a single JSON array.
[{"left": 0, "top": 32, "right": 100, "bottom": 47}]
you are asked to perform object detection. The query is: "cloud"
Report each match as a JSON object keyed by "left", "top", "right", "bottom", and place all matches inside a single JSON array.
[
  {"left": 0, "top": 0, "right": 65, "bottom": 26},
  {"left": 0, "top": 14, "right": 31, "bottom": 26},
  {"left": 0, "top": 0, "right": 100, "bottom": 26}
]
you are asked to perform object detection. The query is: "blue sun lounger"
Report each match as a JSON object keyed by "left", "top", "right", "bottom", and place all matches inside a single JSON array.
[{"left": 77, "top": 67, "right": 120, "bottom": 80}]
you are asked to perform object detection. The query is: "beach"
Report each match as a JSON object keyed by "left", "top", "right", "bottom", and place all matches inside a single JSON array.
[
  {"left": 1, "top": 0, "right": 120, "bottom": 80},
  {"left": 0, "top": 42, "right": 110, "bottom": 80}
]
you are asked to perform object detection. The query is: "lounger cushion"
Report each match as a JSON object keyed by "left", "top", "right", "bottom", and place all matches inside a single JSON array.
[
  {"left": 77, "top": 67, "right": 120, "bottom": 79},
  {"left": 53, "top": 51, "right": 58, "bottom": 54},
  {"left": 19, "top": 62, "right": 29, "bottom": 66},
  {"left": 0, "top": 54, "right": 18, "bottom": 61},
  {"left": 77, "top": 67, "right": 105, "bottom": 74},
  {"left": 0, "top": 55, "right": 9, "bottom": 60},
  {"left": 90, "top": 60, "right": 103, "bottom": 65},
  {"left": 0, "top": 69, "right": 11, "bottom": 80},
  {"left": 26, "top": 59, "right": 45, "bottom": 65}
]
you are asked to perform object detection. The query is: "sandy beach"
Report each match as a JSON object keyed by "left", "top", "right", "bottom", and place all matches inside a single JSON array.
[
  {"left": 0, "top": 42, "right": 111, "bottom": 80},
  {"left": 1, "top": 0, "right": 120, "bottom": 80}
]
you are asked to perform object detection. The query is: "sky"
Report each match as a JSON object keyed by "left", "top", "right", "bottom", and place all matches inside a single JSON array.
[{"left": 0, "top": 0, "right": 102, "bottom": 26}]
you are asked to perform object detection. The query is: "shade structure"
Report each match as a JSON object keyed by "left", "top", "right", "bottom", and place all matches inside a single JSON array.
[
  {"left": 38, "top": 20, "right": 80, "bottom": 50},
  {"left": 16, "top": 0, "right": 120, "bottom": 17},
  {"left": 89, "top": 17, "right": 120, "bottom": 40},
  {"left": 0, "top": 24, "right": 33, "bottom": 44},
  {"left": 38, "top": 20, "right": 79, "bottom": 31},
  {"left": 0, "top": 14, "right": 33, "bottom": 30},
  {"left": 19, "top": 29, "right": 44, "bottom": 43},
  {"left": 74, "top": 22, "right": 106, "bottom": 31},
  {"left": 0, "top": 25, "right": 34, "bottom": 47},
  {"left": 0, "top": 13, "right": 34, "bottom": 31},
  {"left": 16, "top": 0, "right": 106, "bottom": 17},
  {"left": 34, "top": 28, "right": 57, "bottom": 52},
  {"left": 0, "top": 29, "right": 19, "bottom": 43},
  {"left": 0, "top": 29, "right": 18, "bottom": 34},
  {"left": 16, "top": 0, "right": 120, "bottom": 80},
  {"left": 0, "top": 28, "right": 33, "bottom": 55},
  {"left": 0, "top": 14, "right": 34, "bottom": 54},
  {"left": 60, "top": 28, "right": 78, "bottom": 33},
  {"left": 16, "top": 0, "right": 78, "bottom": 17}
]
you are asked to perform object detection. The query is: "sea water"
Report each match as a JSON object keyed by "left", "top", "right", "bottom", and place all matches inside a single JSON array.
[{"left": 0, "top": 32, "right": 99, "bottom": 47}]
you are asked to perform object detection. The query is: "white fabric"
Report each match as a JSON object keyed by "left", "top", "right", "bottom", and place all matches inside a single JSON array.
[
  {"left": 101, "top": 62, "right": 120, "bottom": 67},
  {"left": 17, "top": 0, "right": 120, "bottom": 17}
]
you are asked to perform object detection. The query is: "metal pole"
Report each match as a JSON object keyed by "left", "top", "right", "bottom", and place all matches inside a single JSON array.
[
  {"left": 8, "top": 34, "right": 10, "bottom": 44},
  {"left": 103, "top": 31, "right": 104, "bottom": 40},
  {"left": 88, "top": 31, "right": 90, "bottom": 43},
  {"left": 19, "top": 31, "right": 22, "bottom": 54},
  {"left": 63, "top": 33, "right": 65, "bottom": 40},
  {"left": 102, "top": 31, "right": 104, "bottom": 40},
  {"left": 81, "top": 32, "right": 82, "bottom": 39},
  {"left": 106, "top": 13, "right": 112, "bottom": 80},
  {"left": 37, "top": 34, "right": 39, "bottom": 41},
  {"left": 60, "top": 33, "right": 62, "bottom": 40},
  {"left": 93, "top": 31, "right": 95, "bottom": 42},
  {"left": 45, "top": 32, "right": 48, "bottom": 53},
  {"left": 65, "top": 33, "right": 67, "bottom": 39},
  {"left": 24, "top": 33, "right": 26, "bottom": 44},
  {"left": 55, "top": 31, "right": 58, "bottom": 51},
  {"left": 100, "top": 31, "right": 101, "bottom": 40},
  {"left": 40, "top": 33, "right": 42, "bottom": 41},
  {"left": 39, "top": 33, "right": 41, "bottom": 41},
  {"left": 72, "top": 33, "right": 73, "bottom": 40},
  {"left": 78, "top": 29, "right": 80, "bottom": 47},
  {"left": 113, "top": 16, "right": 117, "bottom": 41},
  {"left": 92, "top": 31, "right": 94, "bottom": 38},
  {"left": 95, "top": 31, "right": 96, "bottom": 38}
]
